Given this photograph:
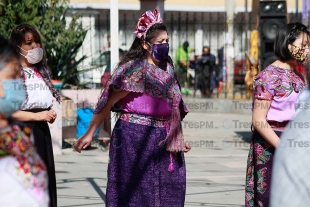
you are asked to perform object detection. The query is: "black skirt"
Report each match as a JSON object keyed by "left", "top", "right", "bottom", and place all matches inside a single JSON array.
[{"left": 24, "top": 108, "right": 57, "bottom": 207}]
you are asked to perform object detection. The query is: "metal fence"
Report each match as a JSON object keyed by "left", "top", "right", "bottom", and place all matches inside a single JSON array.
[{"left": 70, "top": 9, "right": 302, "bottom": 88}]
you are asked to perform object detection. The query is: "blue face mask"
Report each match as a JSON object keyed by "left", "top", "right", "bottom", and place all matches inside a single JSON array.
[{"left": 0, "top": 79, "right": 26, "bottom": 117}]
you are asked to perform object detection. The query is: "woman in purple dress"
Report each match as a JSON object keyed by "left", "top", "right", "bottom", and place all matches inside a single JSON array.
[
  {"left": 245, "top": 22, "right": 309, "bottom": 207},
  {"left": 74, "top": 9, "right": 191, "bottom": 207}
]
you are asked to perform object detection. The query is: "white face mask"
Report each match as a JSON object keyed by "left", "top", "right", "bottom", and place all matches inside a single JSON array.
[{"left": 18, "top": 46, "right": 43, "bottom": 64}]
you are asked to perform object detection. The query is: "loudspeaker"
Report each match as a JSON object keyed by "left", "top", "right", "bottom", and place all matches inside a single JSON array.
[{"left": 259, "top": 1, "right": 287, "bottom": 70}]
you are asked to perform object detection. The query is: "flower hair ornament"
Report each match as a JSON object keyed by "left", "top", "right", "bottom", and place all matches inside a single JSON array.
[{"left": 134, "top": 9, "right": 162, "bottom": 39}]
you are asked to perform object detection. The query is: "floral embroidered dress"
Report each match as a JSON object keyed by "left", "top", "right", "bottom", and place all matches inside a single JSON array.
[
  {"left": 94, "top": 58, "right": 188, "bottom": 207},
  {"left": 245, "top": 65, "right": 305, "bottom": 207},
  {"left": 0, "top": 118, "right": 49, "bottom": 207}
]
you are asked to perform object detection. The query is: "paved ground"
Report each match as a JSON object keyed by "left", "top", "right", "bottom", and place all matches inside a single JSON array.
[{"left": 55, "top": 96, "right": 253, "bottom": 207}]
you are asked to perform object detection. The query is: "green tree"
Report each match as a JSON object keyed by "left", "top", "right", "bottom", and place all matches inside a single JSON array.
[{"left": 0, "top": 0, "right": 89, "bottom": 87}]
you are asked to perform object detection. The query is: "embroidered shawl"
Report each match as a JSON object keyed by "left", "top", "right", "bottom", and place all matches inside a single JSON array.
[
  {"left": 0, "top": 118, "right": 47, "bottom": 188},
  {"left": 94, "top": 58, "right": 188, "bottom": 152}
]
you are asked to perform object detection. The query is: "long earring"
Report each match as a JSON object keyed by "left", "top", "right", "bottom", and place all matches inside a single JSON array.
[{"left": 142, "top": 41, "right": 148, "bottom": 50}]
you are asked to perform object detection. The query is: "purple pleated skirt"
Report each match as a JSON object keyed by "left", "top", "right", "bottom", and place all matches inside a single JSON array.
[{"left": 106, "top": 117, "right": 186, "bottom": 207}]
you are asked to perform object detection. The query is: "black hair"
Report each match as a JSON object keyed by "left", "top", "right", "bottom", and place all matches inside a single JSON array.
[
  {"left": 117, "top": 23, "right": 173, "bottom": 67},
  {"left": 0, "top": 35, "right": 20, "bottom": 70},
  {"left": 183, "top": 41, "right": 189, "bottom": 48},
  {"left": 202, "top": 46, "right": 210, "bottom": 53},
  {"left": 274, "top": 22, "right": 310, "bottom": 61},
  {"left": 9, "top": 24, "right": 49, "bottom": 73}
]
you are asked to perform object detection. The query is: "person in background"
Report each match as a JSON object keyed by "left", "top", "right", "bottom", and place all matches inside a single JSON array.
[
  {"left": 175, "top": 41, "right": 191, "bottom": 94},
  {"left": 74, "top": 9, "right": 191, "bottom": 206},
  {"left": 216, "top": 47, "right": 224, "bottom": 94},
  {"left": 189, "top": 48, "right": 196, "bottom": 70},
  {"left": 0, "top": 35, "right": 49, "bottom": 207},
  {"left": 245, "top": 22, "right": 309, "bottom": 207},
  {"left": 10, "top": 24, "right": 60, "bottom": 207},
  {"left": 196, "top": 46, "right": 216, "bottom": 98}
]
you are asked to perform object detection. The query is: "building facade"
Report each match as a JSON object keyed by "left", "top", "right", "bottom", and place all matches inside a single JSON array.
[{"left": 68, "top": 0, "right": 302, "bottom": 85}]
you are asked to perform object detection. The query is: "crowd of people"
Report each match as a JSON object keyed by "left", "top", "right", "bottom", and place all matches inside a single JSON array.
[
  {"left": 1, "top": 8, "right": 310, "bottom": 207},
  {"left": 175, "top": 41, "right": 221, "bottom": 97}
]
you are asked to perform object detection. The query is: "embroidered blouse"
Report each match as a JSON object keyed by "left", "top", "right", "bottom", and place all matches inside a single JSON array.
[
  {"left": 117, "top": 93, "right": 172, "bottom": 117},
  {"left": 253, "top": 65, "right": 306, "bottom": 122},
  {"left": 21, "top": 67, "right": 54, "bottom": 110}
]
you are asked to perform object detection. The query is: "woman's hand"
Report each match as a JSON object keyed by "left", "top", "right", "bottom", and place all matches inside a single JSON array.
[
  {"left": 74, "top": 134, "right": 93, "bottom": 153},
  {"left": 73, "top": 89, "right": 130, "bottom": 153},
  {"left": 12, "top": 110, "right": 57, "bottom": 123},
  {"left": 36, "top": 110, "right": 56, "bottom": 122},
  {"left": 184, "top": 141, "right": 191, "bottom": 153},
  {"left": 48, "top": 110, "right": 57, "bottom": 124}
]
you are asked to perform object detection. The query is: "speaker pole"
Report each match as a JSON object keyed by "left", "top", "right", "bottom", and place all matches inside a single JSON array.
[
  {"left": 252, "top": 0, "right": 261, "bottom": 32},
  {"left": 245, "top": 0, "right": 249, "bottom": 53},
  {"left": 225, "top": 0, "right": 235, "bottom": 98},
  {"left": 296, "top": 0, "right": 298, "bottom": 21}
]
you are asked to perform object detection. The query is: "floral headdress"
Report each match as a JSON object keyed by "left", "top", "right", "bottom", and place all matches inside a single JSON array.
[{"left": 134, "top": 9, "right": 162, "bottom": 39}]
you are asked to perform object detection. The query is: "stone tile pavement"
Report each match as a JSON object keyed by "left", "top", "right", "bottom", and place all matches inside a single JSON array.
[{"left": 55, "top": 105, "right": 252, "bottom": 207}]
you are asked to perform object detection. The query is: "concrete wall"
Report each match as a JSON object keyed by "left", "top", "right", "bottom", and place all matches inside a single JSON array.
[{"left": 49, "top": 89, "right": 110, "bottom": 155}]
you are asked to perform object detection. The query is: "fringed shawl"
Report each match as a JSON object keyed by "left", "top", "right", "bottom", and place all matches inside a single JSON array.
[{"left": 94, "top": 58, "right": 188, "bottom": 152}]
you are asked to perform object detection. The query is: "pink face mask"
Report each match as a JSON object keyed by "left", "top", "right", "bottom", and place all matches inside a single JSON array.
[{"left": 18, "top": 46, "right": 43, "bottom": 64}]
